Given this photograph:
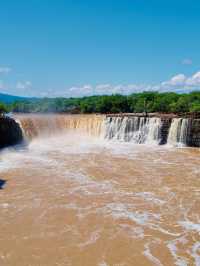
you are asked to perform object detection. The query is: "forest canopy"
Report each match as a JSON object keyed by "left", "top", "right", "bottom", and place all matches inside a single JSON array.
[{"left": 2, "top": 91, "right": 200, "bottom": 114}]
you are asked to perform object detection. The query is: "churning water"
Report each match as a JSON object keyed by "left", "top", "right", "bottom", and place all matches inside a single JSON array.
[{"left": 0, "top": 114, "right": 200, "bottom": 266}]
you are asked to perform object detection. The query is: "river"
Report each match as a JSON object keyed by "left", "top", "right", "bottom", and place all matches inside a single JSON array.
[{"left": 0, "top": 114, "right": 200, "bottom": 266}]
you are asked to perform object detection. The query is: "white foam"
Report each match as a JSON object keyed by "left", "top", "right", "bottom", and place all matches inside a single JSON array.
[
  {"left": 191, "top": 242, "right": 200, "bottom": 266},
  {"left": 119, "top": 224, "right": 144, "bottom": 239},
  {"left": 78, "top": 229, "right": 101, "bottom": 248},
  {"left": 135, "top": 192, "right": 165, "bottom": 205},
  {"left": 98, "top": 262, "right": 108, "bottom": 266},
  {"left": 143, "top": 241, "right": 163, "bottom": 266},
  {"left": 101, "top": 203, "right": 160, "bottom": 226},
  {"left": 167, "top": 237, "right": 189, "bottom": 266},
  {"left": 179, "top": 221, "right": 200, "bottom": 233}
]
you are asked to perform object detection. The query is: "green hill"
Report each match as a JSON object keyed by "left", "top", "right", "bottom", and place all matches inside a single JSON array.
[{"left": 0, "top": 93, "right": 29, "bottom": 103}]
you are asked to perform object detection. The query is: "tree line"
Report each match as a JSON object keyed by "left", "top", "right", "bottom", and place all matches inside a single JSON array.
[{"left": 1, "top": 91, "right": 200, "bottom": 114}]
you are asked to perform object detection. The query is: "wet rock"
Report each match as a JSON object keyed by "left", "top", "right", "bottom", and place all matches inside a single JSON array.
[
  {"left": 0, "top": 116, "right": 23, "bottom": 148},
  {"left": 187, "top": 119, "right": 200, "bottom": 147}
]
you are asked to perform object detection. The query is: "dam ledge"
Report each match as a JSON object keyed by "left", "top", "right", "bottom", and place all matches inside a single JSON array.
[
  {"left": 1, "top": 112, "right": 200, "bottom": 148},
  {"left": 11, "top": 111, "right": 200, "bottom": 118},
  {"left": 105, "top": 112, "right": 200, "bottom": 119}
]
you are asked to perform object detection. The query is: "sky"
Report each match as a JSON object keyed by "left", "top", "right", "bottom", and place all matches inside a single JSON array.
[{"left": 0, "top": 0, "right": 200, "bottom": 97}]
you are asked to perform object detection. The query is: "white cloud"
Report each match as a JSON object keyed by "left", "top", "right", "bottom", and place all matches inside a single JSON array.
[
  {"left": 58, "top": 83, "right": 154, "bottom": 98},
  {"left": 186, "top": 71, "right": 200, "bottom": 86},
  {"left": 182, "top": 58, "right": 192, "bottom": 65},
  {"left": 160, "top": 71, "right": 200, "bottom": 92},
  {"left": 161, "top": 74, "right": 187, "bottom": 87},
  {"left": 35, "top": 71, "right": 200, "bottom": 98},
  {"left": 63, "top": 71, "right": 200, "bottom": 97},
  {"left": 46, "top": 83, "right": 151, "bottom": 98},
  {"left": 1, "top": 70, "right": 200, "bottom": 98},
  {"left": 0, "top": 67, "right": 12, "bottom": 74},
  {"left": 16, "top": 81, "right": 32, "bottom": 90}
]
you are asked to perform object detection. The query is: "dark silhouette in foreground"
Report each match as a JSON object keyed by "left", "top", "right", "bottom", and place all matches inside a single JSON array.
[
  {"left": 0, "top": 179, "right": 6, "bottom": 189},
  {"left": 0, "top": 116, "right": 23, "bottom": 149}
]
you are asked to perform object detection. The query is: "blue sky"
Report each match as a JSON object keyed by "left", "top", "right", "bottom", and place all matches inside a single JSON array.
[{"left": 0, "top": 0, "right": 200, "bottom": 97}]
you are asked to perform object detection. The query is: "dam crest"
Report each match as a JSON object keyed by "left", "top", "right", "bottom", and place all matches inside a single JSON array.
[{"left": 15, "top": 114, "right": 200, "bottom": 147}]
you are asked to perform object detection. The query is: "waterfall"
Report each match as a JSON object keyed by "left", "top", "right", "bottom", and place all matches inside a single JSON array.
[
  {"left": 167, "top": 118, "right": 190, "bottom": 146},
  {"left": 104, "top": 116, "right": 162, "bottom": 144},
  {"left": 179, "top": 119, "right": 190, "bottom": 144},
  {"left": 167, "top": 118, "right": 181, "bottom": 146},
  {"left": 16, "top": 114, "right": 105, "bottom": 140},
  {"left": 15, "top": 114, "right": 193, "bottom": 147},
  {"left": 17, "top": 114, "right": 162, "bottom": 145},
  {"left": 146, "top": 117, "right": 162, "bottom": 144}
]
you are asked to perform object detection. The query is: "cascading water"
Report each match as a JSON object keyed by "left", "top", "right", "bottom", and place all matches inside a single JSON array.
[
  {"left": 16, "top": 114, "right": 105, "bottom": 141},
  {"left": 146, "top": 117, "right": 162, "bottom": 144},
  {"left": 167, "top": 118, "right": 190, "bottom": 146},
  {"left": 1, "top": 114, "right": 199, "bottom": 266},
  {"left": 104, "top": 116, "right": 162, "bottom": 144},
  {"left": 17, "top": 114, "right": 163, "bottom": 145},
  {"left": 15, "top": 114, "right": 193, "bottom": 147},
  {"left": 179, "top": 119, "right": 190, "bottom": 144}
]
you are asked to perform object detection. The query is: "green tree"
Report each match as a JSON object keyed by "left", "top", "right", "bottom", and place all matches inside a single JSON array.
[
  {"left": 0, "top": 103, "right": 8, "bottom": 115},
  {"left": 190, "top": 103, "right": 200, "bottom": 112}
]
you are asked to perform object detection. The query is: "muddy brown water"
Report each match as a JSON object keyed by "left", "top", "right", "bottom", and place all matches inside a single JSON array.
[{"left": 0, "top": 115, "right": 200, "bottom": 266}]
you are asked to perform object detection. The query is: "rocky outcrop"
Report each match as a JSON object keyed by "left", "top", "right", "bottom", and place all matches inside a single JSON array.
[
  {"left": 0, "top": 116, "right": 23, "bottom": 148},
  {"left": 187, "top": 119, "right": 200, "bottom": 147},
  {"left": 159, "top": 118, "right": 172, "bottom": 145}
]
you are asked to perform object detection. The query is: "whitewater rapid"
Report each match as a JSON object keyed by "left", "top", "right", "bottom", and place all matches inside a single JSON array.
[{"left": 0, "top": 114, "right": 200, "bottom": 266}]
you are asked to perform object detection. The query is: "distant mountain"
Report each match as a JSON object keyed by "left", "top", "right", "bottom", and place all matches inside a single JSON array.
[{"left": 0, "top": 93, "right": 31, "bottom": 103}]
